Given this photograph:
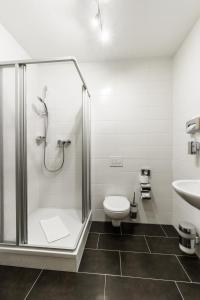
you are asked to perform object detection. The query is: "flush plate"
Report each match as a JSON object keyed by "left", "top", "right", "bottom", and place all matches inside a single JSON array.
[{"left": 110, "top": 156, "right": 123, "bottom": 167}]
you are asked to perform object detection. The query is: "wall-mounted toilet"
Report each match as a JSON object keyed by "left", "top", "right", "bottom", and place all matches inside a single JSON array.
[{"left": 103, "top": 196, "right": 130, "bottom": 227}]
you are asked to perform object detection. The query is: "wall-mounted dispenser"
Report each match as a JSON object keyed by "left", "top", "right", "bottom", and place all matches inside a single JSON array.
[
  {"left": 140, "top": 169, "right": 151, "bottom": 200},
  {"left": 186, "top": 117, "right": 200, "bottom": 134}
]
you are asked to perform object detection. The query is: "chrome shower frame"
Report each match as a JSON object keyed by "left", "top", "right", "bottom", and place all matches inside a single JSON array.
[
  {"left": 0, "top": 73, "right": 4, "bottom": 243},
  {"left": 0, "top": 57, "right": 91, "bottom": 250}
]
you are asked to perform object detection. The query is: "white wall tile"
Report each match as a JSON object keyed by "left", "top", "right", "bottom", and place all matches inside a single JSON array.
[
  {"left": 173, "top": 18, "right": 200, "bottom": 234},
  {"left": 26, "top": 63, "right": 83, "bottom": 213},
  {"left": 82, "top": 59, "right": 173, "bottom": 223}
]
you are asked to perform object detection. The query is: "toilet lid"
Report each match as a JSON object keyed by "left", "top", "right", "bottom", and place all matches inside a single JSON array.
[{"left": 104, "top": 196, "right": 130, "bottom": 212}]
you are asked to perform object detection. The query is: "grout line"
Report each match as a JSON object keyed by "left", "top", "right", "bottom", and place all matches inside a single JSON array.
[
  {"left": 24, "top": 269, "right": 43, "bottom": 300},
  {"left": 160, "top": 225, "right": 168, "bottom": 237},
  {"left": 79, "top": 271, "right": 105, "bottom": 277},
  {"left": 90, "top": 231, "right": 178, "bottom": 238},
  {"left": 176, "top": 256, "right": 192, "bottom": 282},
  {"left": 97, "top": 233, "right": 100, "bottom": 249},
  {"left": 86, "top": 247, "right": 150, "bottom": 254},
  {"left": 175, "top": 282, "right": 184, "bottom": 300},
  {"left": 85, "top": 247, "right": 98, "bottom": 250},
  {"left": 144, "top": 236, "right": 151, "bottom": 253},
  {"left": 78, "top": 271, "right": 195, "bottom": 284},
  {"left": 118, "top": 250, "right": 178, "bottom": 256},
  {"left": 148, "top": 236, "right": 179, "bottom": 239},
  {"left": 119, "top": 251, "right": 122, "bottom": 276},
  {"left": 90, "top": 232, "right": 121, "bottom": 236},
  {"left": 104, "top": 275, "right": 106, "bottom": 300},
  {"left": 175, "top": 281, "right": 200, "bottom": 285},
  {"left": 119, "top": 250, "right": 150, "bottom": 255},
  {"left": 84, "top": 247, "right": 187, "bottom": 257},
  {"left": 85, "top": 248, "right": 119, "bottom": 252},
  {"left": 150, "top": 251, "right": 183, "bottom": 256}
]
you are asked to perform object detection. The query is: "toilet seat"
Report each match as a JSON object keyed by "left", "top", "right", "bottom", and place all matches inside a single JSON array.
[
  {"left": 103, "top": 196, "right": 130, "bottom": 227},
  {"left": 103, "top": 196, "right": 130, "bottom": 213}
]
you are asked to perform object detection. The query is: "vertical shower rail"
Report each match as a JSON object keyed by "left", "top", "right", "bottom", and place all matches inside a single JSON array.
[
  {"left": 15, "top": 63, "right": 27, "bottom": 245},
  {"left": 82, "top": 86, "right": 91, "bottom": 222}
]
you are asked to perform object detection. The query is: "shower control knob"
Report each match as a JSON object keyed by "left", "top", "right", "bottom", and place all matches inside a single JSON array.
[{"left": 57, "top": 139, "right": 72, "bottom": 147}]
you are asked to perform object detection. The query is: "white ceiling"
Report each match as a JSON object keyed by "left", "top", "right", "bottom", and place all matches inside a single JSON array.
[{"left": 0, "top": 0, "right": 200, "bottom": 61}]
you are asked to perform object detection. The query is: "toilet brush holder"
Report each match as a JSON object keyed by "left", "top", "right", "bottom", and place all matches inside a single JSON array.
[{"left": 130, "top": 192, "right": 138, "bottom": 220}]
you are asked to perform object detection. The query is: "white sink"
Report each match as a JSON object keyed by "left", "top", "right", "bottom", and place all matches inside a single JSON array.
[{"left": 172, "top": 180, "right": 200, "bottom": 209}]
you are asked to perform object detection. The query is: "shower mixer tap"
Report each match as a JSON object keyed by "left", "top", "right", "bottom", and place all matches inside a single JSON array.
[{"left": 57, "top": 139, "right": 71, "bottom": 148}]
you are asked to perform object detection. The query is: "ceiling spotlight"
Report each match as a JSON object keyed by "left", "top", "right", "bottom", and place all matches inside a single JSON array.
[
  {"left": 91, "top": 0, "right": 102, "bottom": 30},
  {"left": 91, "top": 0, "right": 111, "bottom": 44}
]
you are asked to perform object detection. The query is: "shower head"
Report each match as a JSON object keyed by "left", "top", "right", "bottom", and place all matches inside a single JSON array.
[
  {"left": 37, "top": 86, "right": 48, "bottom": 118},
  {"left": 37, "top": 96, "right": 48, "bottom": 117},
  {"left": 37, "top": 86, "right": 48, "bottom": 104}
]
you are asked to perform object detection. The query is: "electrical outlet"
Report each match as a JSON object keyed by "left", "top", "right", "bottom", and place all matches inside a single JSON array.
[{"left": 110, "top": 156, "right": 123, "bottom": 167}]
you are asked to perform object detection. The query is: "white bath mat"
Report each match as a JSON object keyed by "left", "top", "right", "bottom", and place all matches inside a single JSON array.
[{"left": 40, "top": 216, "right": 70, "bottom": 243}]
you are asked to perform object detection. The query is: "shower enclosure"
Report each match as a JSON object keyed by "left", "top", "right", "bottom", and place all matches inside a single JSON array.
[{"left": 0, "top": 57, "right": 91, "bottom": 271}]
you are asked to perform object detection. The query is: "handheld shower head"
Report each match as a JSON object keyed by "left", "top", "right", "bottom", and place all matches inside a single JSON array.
[
  {"left": 37, "top": 86, "right": 48, "bottom": 103},
  {"left": 37, "top": 95, "right": 48, "bottom": 117}
]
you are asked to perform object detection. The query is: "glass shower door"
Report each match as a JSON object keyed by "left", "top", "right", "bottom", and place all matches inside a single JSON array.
[
  {"left": 0, "top": 58, "right": 91, "bottom": 251},
  {"left": 25, "top": 61, "right": 87, "bottom": 250}
]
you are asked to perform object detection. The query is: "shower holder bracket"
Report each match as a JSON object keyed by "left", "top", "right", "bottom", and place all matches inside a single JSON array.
[{"left": 36, "top": 136, "right": 46, "bottom": 145}]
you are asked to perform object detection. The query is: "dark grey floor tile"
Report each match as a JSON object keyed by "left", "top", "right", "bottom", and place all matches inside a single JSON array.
[
  {"left": 146, "top": 237, "right": 183, "bottom": 255},
  {"left": 79, "top": 249, "right": 120, "bottom": 275},
  {"left": 121, "top": 252, "right": 189, "bottom": 281},
  {"left": 90, "top": 221, "right": 121, "bottom": 234},
  {"left": 177, "top": 282, "right": 200, "bottom": 300},
  {"left": 0, "top": 265, "right": 41, "bottom": 300},
  {"left": 98, "top": 234, "right": 149, "bottom": 252},
  {"left": 178, "top": 256, "right": 200, "bottom": 282},
  {"left": 162, "top": 225, "right": 179, "bottom": 237},
  {"left": 27, "top": 271, "right": 104, "bottom": 300},
  {"left": 121, "top": 222, "right": 165, "bottom": 236},
  {"left": 86, "top": 233, "right": 99, "bottom": 249},
  {"left": 105, "top": 275, "right": 182, "bottom": 300}
]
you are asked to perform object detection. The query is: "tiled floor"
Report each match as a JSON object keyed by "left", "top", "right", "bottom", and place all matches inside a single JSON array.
[
  {"left": 0, "top": 222, "right": 200, "bottom": 299},
  {"left": 81, "top": 221, "right": 200, "bottom": 300}
]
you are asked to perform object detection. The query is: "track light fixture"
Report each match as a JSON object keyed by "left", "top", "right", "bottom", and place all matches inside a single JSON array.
[{"left": 91, "top": 0, "right": 110, "bottom": 43}]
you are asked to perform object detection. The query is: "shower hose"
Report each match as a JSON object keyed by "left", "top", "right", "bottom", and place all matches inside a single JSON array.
[{"left": 42, "top": 104, "right": 65, "bottom": 173}]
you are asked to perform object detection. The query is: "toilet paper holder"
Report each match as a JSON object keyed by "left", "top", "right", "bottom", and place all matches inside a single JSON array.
[{"left": 140, "top": 169, "right": 151, "bottom": 200}]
